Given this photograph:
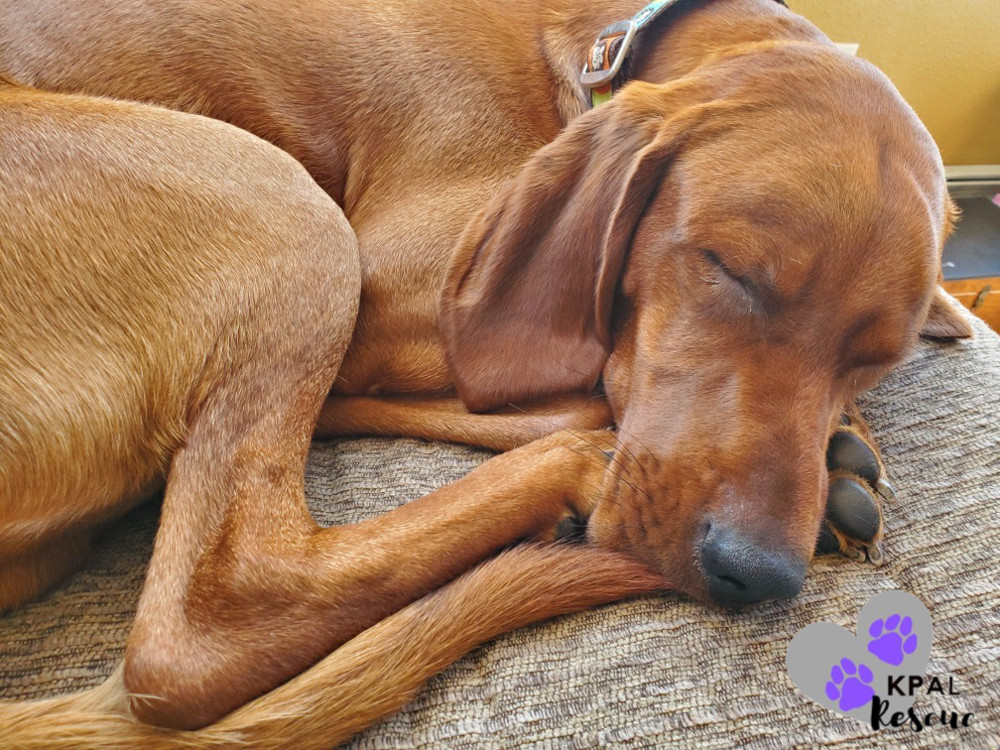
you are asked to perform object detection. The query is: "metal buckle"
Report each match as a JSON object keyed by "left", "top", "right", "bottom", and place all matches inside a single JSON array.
[{"left": 579, "top": 20, "right": 638, "bottom": 90}]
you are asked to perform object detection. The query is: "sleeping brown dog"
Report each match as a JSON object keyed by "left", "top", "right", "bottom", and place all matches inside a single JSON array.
[{"left": 0, "top": 0, "right": 971, "bottom": 745}]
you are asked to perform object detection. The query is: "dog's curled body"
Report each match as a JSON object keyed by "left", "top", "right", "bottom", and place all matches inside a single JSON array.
[{"left": 0, "top": 0, "right": 973, "bottom": 744}]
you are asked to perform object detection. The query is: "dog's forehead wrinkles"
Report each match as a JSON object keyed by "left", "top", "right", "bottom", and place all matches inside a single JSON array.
[
  {"left": 671, "top": 201, "right": 822, "bottom": 308},
  {"left": 675, "top": 151, "right": 937, "bottom": 301}
]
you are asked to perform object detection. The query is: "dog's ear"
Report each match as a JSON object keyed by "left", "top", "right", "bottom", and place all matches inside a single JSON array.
[
  {"left": 920, "top": 285, "right": 973, "bottom": 340},
  {"left": 440, "top": 83, "right": 708, "bottom": 412},
  {"left": 920, "top": 198, "right": 974, "bottom": 341}
]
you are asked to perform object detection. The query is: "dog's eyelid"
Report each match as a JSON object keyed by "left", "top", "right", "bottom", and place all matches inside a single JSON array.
[
  {"left": 700, "top": 248, "right": 738, "bottom": 281},
  {"left": 699, "top": 248, "right": 763, "bottom": 295},
  {"left": 700, "top": 248, "right": 738, "bottom": 273},
  {"left": 700, "top": 248, "right": 727, "bottom": 269}
]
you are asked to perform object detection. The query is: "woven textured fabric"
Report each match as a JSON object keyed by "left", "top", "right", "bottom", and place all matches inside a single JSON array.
[{"left": 2, "top": 309, "right": 998, "bottom": 748}]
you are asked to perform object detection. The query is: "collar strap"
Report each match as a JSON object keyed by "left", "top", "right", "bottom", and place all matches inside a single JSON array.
[{"left": 581, "top": 0, "right": 788, "bottom": 108}]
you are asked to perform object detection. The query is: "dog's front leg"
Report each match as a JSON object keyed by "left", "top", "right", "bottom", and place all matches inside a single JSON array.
[
  {"left": 125, "top": 426, "right": 614, "bottom": 730},
  {"left": 316, "top": 392, "right": 614, "bottom": 451}
]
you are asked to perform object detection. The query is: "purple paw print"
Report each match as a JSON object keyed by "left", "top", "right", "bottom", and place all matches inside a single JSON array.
[
  {"left": 825, "top": 658, "right": 875, "bottom": 711},
  {"left": 868, "top": 614, "right": 917, "bottom": 666}
]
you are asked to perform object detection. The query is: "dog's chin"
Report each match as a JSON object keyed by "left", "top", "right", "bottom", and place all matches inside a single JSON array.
[
  {"left": 560, "top": 498, "right": 799, "bottom": 609},
  {"left": 582, "top": 510, "right": 713, "bottom": 605}
]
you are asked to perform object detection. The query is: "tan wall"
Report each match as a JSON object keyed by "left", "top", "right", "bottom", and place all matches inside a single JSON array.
[{"left": 791, "top": 0, "right": 1000, "bottom": 166}]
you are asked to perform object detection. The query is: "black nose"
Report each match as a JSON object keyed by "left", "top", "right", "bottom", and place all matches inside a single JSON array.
[{"left": 700, "top": 523, "right": 806, "bottom": 605}]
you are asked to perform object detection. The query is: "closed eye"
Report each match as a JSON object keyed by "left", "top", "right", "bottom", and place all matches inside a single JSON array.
[{"left": 700, "top": 249, "right": 756, "bottom": 299}]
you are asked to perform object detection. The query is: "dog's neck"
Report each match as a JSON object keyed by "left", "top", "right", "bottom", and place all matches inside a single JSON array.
[{"left": 538, "top": 0, "right": 828, "bottom": 125}]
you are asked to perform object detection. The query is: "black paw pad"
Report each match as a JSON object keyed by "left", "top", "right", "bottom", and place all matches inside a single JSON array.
[
  {"left": 554, "top": 514, "right": 588, "bottom": 543},
  {"left": 815, "top": 522, "right": 841, "bottom": 555},
  {"left": 826, "top": 430, "right": 880, "bottom": 486},
  {"left": 827, "top": 478, "right": 881, "bottom": 542}
]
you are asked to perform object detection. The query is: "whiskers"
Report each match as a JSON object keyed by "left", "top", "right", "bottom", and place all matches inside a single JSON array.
[
  {"left": 501, "top": 401, "right": 646, "bottom": 504},
  {"left": 612, "top": 422, "right": 680, "bottom": 501}
]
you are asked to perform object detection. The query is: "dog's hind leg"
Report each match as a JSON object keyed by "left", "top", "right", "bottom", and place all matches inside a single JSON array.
[
  {"left": 122, "top": 230, "right": 360, "bottom": 730},
  {"left": 0, "top": 80, "right": 361, "bottom": 611},
  {"left": 124, "top": 410, "right": 621, "bottom": 730}
]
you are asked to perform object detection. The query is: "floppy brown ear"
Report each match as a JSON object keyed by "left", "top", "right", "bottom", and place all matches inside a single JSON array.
[
  {"left": 920, "top": 285, "right": 974, "bottom": 340},
  {"left": 440, "top": 83, "right": 708, "bottom": 412}
]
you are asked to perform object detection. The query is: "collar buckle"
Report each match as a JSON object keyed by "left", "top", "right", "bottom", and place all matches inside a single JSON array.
[{"left": 580, "top": 19, "right": 639, "bottom": 91}]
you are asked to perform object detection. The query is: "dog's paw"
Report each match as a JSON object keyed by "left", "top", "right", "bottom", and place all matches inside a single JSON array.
[
  {"left": 534, "top": 429, "right": 616, "bottom": 543},
  {"left": 816, "top": 407, "right": 896, "bottom": 566},
  {"left": 552, "top": 511, "right": 590, "bottom": 543}
]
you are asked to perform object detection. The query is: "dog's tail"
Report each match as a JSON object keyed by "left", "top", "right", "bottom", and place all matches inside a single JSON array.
[{"left": 0, "top": 543, "right": 666, "bottom": 749}]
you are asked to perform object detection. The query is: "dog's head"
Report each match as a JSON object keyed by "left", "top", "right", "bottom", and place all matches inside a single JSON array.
[{"left": 440, "top": 44, "right": 970, "bottom": 605}]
